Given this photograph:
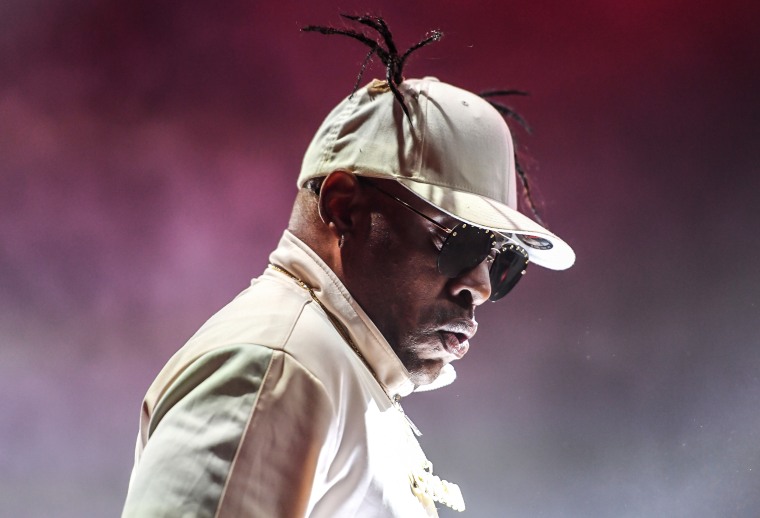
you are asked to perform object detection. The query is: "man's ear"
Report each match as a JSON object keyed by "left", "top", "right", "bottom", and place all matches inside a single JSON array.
[{"left": 318, "top": 171, "right": 365, "bottom": 239}]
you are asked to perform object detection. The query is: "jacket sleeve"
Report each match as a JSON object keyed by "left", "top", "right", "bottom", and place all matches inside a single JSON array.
[{"left": 122, "top": 343, "right": 334, "bottom": 518}]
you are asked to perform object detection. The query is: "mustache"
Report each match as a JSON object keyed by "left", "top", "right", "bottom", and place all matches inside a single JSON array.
[
  {"left": 424, "top": 307, "right": 478, "bottom": 338},
  {"left": 439, "top": 319, "right": 478, "bottom": 340}
]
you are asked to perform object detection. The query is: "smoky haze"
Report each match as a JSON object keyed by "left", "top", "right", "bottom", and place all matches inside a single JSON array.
[{"left": 1, "top": 1, "right": 759, "bottom": 517}]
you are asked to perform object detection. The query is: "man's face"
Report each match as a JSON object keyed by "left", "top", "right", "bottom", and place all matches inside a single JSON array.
[{"left": 344, "top": 179, "right": 492, "bottom": 386}]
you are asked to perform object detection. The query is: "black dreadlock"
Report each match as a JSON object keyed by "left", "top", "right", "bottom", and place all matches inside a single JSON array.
[
  {"left": 480, "top": 89, "right": 544, "bottom": 225},
  {"left": 480, "top": 89, "right": 532, "bottom": 133},
  {"left": 302, "top": 14, "right": 442, "bottom": 122}
]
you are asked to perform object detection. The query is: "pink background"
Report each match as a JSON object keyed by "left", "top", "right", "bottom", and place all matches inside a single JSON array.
[{"left": 2, "top": 1, "right": 758, "bottom": 516}]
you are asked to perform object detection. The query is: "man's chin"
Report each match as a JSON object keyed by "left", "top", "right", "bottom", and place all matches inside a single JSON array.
[
  {"left": 412, "top": 363, "right": 458, "bottom": 392},
  {"left": 407, "top": 358, "right": 451, "bottom": 387}
]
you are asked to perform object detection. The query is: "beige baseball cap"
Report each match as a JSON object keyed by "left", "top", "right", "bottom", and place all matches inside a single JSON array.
[{"left": 298, "top": 77, "right": 575, "bottom": 270}]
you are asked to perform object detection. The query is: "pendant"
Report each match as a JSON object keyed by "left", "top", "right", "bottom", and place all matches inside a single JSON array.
[{"left": 410, "top": 460, "right": 466, "bottom": 512}]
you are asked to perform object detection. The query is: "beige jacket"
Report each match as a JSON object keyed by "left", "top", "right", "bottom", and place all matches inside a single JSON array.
[{"left": 123, "top": 231, "right": 462, "bottom": 517}]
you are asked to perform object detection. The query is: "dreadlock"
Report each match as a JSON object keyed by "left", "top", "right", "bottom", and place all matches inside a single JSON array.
[
  {"left": 480, "top": 89, "right": 545, "bottom": 226},
  {"left": 302, "top": 14, "right": 442, "bottom": 122}
]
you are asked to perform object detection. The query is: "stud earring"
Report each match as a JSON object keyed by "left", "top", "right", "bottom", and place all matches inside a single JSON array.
[{"left": 338, "top": 234, "right": 345, "bottom": 248}]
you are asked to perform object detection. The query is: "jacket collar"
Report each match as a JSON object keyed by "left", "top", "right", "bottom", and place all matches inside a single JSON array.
[{"left": 267, "top": 231, "right": 419, "bottom": 398}]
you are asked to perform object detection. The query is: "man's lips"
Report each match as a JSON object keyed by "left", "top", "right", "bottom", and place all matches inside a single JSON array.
[
  {"left": 439, "top": 331, "right": 469, "bottom": 359},
  {"left": 438, "top": 320, "right": 477, "bottom": 359}
]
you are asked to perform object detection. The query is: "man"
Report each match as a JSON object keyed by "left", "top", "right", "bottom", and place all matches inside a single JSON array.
[{"left": 123, "top": 72, "right": 574, "bottom": 516}]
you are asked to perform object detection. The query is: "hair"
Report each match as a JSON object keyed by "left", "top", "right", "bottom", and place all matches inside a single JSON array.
[
  {"left": 303, "top": 14, "right": 545, "bottom": 225},
  {"left": 480, "top": 90, "right": 544, "bottom": 225},
  {"left": 302, "top": 14, "right": 441, "bottom": 123}
]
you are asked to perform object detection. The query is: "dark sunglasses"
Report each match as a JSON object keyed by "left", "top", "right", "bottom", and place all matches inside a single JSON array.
[{"left": 366, "top": 182, "right": 529, "bottom": 301}]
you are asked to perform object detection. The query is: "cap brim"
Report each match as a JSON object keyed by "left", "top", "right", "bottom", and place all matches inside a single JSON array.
[{"left": 396, "top": 179, "right": 576, "bottom": 270}]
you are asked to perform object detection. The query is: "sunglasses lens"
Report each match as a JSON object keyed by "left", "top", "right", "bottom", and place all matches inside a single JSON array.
[
  {"left": 437, "top": 224, "right": 493, "bottom": 278},
  {"left": 438, "top": 225, "right": 529, "bottom": 301},
  {"left": 488, "top": 244, "right": 529, "bottom": 301}
]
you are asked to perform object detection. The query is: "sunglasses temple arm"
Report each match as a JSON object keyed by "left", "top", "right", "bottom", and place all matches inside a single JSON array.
[{"left": 366, "top": 182, "right": 453, "bottom": 234}]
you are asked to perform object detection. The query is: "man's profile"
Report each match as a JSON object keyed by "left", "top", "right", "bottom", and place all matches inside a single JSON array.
[{"left": 122, "top": 15, "right": 574, "bottom": 517}]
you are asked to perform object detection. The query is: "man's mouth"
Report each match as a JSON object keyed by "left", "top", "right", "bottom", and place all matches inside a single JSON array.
[
  {"left": 439, "top": 331, "right": 469, "bottom": 358},
  {"left": 438, "top": 320, "right": 477, "bottom": 359}
]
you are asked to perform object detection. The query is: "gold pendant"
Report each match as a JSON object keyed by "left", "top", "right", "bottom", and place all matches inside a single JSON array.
[{"left": 410, "top": 460, "right": 465, "bottom": 512}]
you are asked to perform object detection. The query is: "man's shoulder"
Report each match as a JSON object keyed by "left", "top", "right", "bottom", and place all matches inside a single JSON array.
[
  {"left": 165, "top": 274, "right": 349, "bottom": 376},
  {"left": 179, "top": 275, "right": 312, "bottom": 359},
  {"left": 141, "top": 274, "right": 356, "bottom": 419}
]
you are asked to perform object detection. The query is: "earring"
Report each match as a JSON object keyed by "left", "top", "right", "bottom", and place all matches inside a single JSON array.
[{"left": 338, "top": 234, "right": 345, "bottom": 248}]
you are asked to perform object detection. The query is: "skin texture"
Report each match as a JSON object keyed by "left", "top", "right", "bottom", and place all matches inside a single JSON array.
[{"left": 289, "top": 171, "right": 491, "bottom": 386}]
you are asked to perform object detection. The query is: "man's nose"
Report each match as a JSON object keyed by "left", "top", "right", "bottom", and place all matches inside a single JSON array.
[{"left": 448, "top": 259, "right": 492, "bottom": 305}]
